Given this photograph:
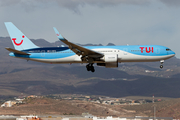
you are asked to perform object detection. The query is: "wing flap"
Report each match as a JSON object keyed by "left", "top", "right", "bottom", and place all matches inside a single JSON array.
[
  {"left": 5, "top": 47, "right": 30, "bottom": 55},
  {"left": 62, "top": 39, "right": 103, "bottom": 57},
  {"left": 53, "top": 27, "right": 103, "bottom": 58}
]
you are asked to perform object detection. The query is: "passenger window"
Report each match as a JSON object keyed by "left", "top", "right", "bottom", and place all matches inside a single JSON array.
[{"left": 52, "top": 50, "right": 56, "bottom": 53}]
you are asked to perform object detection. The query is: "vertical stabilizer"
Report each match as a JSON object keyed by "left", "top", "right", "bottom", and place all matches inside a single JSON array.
[{"left": 4, "top": 22, "right": 39, "bottom": 50}]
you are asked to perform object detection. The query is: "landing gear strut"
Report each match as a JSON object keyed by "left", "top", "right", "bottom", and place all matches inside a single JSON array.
[
  {"left": 86, "top": 63, "right": 95, "bottom": 72},
  {"left": 160, "top": 60, "right": 164, "bottom": 69}
]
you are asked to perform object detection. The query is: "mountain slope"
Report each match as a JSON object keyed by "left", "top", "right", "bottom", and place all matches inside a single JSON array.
[
  {"left": 77, "top": 77, "right": 180, "bottom": 98},
  {"left": 124, "top": 98, "right": 180, "bottom": 118},
  {"left": 0, "top": 37, "right": 180, "bottom": 98}
]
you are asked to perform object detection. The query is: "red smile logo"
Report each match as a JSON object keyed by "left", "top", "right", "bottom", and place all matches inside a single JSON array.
[{"left": 12, "top": 35, "right": 24, "bottom": 46}]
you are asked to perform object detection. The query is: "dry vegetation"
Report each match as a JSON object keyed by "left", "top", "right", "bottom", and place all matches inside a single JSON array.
[
  {"left": 123, "top": 98, "right": 180, "bottom": 118},
  {"left": 0, "top": 97, "right": 145, "bottom": 117},
  {"left": 2, "top": 97, "right": 180, "bottom": 118}
]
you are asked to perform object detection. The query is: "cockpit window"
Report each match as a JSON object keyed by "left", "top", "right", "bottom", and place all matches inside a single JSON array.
[{"left": 166, "top": 48, "right": 171, "bottom": 51}]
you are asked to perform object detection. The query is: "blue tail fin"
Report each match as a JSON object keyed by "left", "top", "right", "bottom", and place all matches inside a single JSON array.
[{"left": 4, "top": 22, "right": 39, "bottom": 50}]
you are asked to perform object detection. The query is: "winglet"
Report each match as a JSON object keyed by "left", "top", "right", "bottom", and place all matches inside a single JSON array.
[{"left": 53, "top": 27, "right": 66, "bottom": 41}]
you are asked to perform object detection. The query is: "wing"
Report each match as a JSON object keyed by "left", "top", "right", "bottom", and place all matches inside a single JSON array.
[
  {"left": 53, "top": 27, "right": 104, "bottom": 59},
  {"left": 5, "top": 47, "right": 30, "bottom": 55}
]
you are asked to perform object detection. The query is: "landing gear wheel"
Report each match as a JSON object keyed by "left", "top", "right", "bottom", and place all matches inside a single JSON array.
[
  {"left": 86, "top": 64, "right": 90, "bottom": 71},
  {"left": 91, "top": 66, "right": 95, "bottom": 72},
  {"left": 160, "top": 65, "right": 163, "bottom": 69},
  {"left": 159, "top": 60, "right": 164, "bottom": 69},
  {"left": 86, "top": 63, "right": 95, "bottom": 72},
  {"left": 87, "top": 67, "right": 90, "bottom": 71}
]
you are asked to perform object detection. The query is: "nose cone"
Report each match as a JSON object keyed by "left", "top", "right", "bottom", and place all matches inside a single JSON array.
[{"left": 169, "top": 51, "right": 175, "bottom": 57}]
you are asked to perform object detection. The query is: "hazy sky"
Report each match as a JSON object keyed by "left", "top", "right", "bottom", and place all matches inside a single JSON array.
[{"left": 1, "top": 0, "right": 180, "bottom": 58}]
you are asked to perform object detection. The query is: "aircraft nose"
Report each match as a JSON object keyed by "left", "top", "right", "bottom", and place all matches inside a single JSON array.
[
  {"left": 171, "top": 51, "right": 175, "bottom": 57},
  {"left": 173, "top": 51, "right": 175, "bottom": 56},
  {"left": 167, "top": 49, "right": 175, "bottom": 57}
]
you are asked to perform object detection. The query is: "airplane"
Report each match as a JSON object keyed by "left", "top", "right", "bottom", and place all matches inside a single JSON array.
[{"left": 4, "top": 22, "right": 175, "bottom": 72}]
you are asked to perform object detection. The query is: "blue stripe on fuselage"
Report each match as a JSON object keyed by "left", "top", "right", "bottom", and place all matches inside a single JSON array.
[{"left": 23, "top": 47, "right": 69, "bottom": 53}]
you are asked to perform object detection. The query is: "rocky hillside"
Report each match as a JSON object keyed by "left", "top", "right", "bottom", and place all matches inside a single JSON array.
[
  {"left": 0, "top": 37, "right": 180, "bottom": 98},
  {"left": 0, "top": 97, "right": 141, "bottom": 117},
  {"left": 124, "top": 98, "right": 180, "bottom": 118}
]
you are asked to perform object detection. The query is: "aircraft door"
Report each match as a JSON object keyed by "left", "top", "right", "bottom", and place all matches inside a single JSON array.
[
  {"left": 41, "top": 50, "right": 45, "bottom": 57},
  {"left": 156, "top": 48, "right": 160, "bottom": 54},
  {"left": 123, "top": 48, "right": 128, "bottom": 55}
]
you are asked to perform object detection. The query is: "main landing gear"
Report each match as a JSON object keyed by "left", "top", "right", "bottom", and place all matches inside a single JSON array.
[
  {"left": 86, "top": 63, "right": 95, "bottom": 72},
  {"left": 160, "top": 60, "right": 164, "bottom": 69}
]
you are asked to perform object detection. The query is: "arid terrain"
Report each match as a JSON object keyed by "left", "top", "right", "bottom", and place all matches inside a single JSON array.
[
  {"left": 0, "top": 37, "right": 180, "bottom": 118},
  {"left": 1, "top": 97, "right": 180, "bottom": 118},
  {"left": 0, "top": 97, "right": 141, "bottom": 117}
]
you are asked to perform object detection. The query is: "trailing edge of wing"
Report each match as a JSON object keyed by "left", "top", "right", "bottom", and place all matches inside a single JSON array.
[
  {"left": 5, "top": 47, "right": 30, "bottom": 55},
  {"left": 53, "top": 27, "right": 104, "bottom": 58}
]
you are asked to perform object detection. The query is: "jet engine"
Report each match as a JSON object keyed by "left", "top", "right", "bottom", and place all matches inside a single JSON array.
[{"left": 97, "top": 54, "right": 118, "bottom": 68}]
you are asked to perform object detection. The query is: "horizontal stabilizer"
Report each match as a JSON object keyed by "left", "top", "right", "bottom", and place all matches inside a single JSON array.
[{"left": 5, "top": 47, "right": 30, "bottom": 55}]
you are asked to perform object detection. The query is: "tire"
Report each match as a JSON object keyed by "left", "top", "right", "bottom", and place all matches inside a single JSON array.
[
  {"left": 91, "top": 66, "right": 95, "bottom": 72},
  {"left": 160, "top": 65, "right": 163, "bottom": 69}
]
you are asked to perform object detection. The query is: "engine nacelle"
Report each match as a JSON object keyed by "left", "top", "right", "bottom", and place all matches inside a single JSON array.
[
  {"left": 97, "top": 54, "right": 118, "bottom": 68},
  {"left": 97, "top": 63, "right": 118, "bottom": 68},
  {"left": 104, "top": 54, "right": 118, "bottom": 63}
]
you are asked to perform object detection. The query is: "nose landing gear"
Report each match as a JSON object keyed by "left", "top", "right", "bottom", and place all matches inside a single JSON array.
[
  {"left": 160, "top": 65, "right": 163, "bottom": 69},
  {"left": 160, "top": 60, "right": 164, "bottom": 69},
  {"left": 86, "top": 63, "right": 95, "bottom": 72}
]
